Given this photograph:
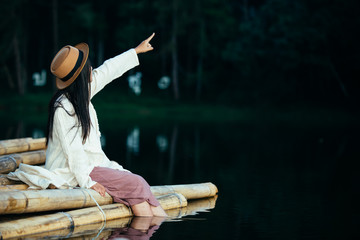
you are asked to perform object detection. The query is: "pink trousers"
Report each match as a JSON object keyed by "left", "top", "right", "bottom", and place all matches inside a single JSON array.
[{"left": 89, "top": 167, "right": 160, "bottom": 207}]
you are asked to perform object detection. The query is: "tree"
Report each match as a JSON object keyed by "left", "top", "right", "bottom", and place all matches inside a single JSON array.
[
  {"left": 0, "top": 0, "right": 27, "bottom": 95},
  {"left": 171, "top": 0, "right": 180, "bottom": 100}
]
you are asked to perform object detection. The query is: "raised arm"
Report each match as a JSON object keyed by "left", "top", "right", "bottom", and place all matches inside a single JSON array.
[{"left": 90, "top": 33, "right": 156, "bottom": 98}]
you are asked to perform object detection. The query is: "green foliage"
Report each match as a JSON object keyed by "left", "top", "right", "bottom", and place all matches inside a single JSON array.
[
  {"left": 0, "top": 0, "right": 358, "bottom": 106},
  {"left": 221, "top": 0, "right": 359, "bottom": 104},
  {"left": 0, "top": 0, "right": 23, "bottom": 63}
]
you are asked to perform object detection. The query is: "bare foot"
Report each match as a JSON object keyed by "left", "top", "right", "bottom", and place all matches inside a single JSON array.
[{"left": 150, "top": 205, "right": 168, "bottom": 217}]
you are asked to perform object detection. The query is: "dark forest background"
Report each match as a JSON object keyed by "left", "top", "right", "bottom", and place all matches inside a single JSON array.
[{"left": 0, "top": 0, "right": 359, "bottom": 108}]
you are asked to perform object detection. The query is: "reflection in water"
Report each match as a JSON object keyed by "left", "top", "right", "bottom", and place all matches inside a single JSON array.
[
  {"left": 108, "top": 216, "right": 164, "bottom": 240},
  {"left": 2, "top": 117, "right": 358, "bottom": 239},
  {"left": 156, "top": 135, "right": 168, "bottom": 152},
  {"left": 168, "top": 126, "right": 178, "bottom": 183},
  {"left": 32, "top": 128, "right": 45, "bottom": 139},
  {"left": 166, "top": 196, "right": 218, "bottom": 219},
  {"left": 3, "top": 121, "right": 25, "bottom": 139},
  {"left": 123, "top": 126, "right": 179, "bottom": 185},
  {"left": 194, "top": 128, "right": 201, "bottom": 182},
  {"left": 127, "top": 127, "right": 140, "bottom": 155},
  {"left": 101, "top": 135, "right": 107, "bottom": 148}
]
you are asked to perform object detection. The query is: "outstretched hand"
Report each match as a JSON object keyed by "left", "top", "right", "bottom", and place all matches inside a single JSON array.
[
  {"left": 90, "top": 182, "right": 107, "bottom": 197},
  {"left": 135, "top": 33, "right": 155, "bottom": 54}
]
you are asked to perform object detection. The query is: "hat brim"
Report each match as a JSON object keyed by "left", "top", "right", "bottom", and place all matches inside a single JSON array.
[{"left": 56, "top": 43, "right": 89, "bottom": 90}]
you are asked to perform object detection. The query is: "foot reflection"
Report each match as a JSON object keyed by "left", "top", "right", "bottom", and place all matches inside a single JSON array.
[
  {"left": 105, "top": 197, "right": 217, "bottom": 239},
  {"left": 108, "top": 216, "right": 166, "bottom": 240}
]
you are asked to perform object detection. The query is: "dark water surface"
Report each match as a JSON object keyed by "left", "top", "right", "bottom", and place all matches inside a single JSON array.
[{"left": 1, "top": 116, "right": 360, "bottom": 239}]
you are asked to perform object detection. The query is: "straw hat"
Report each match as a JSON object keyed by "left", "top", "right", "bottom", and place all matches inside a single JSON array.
[{"left": 50, "top": 43, "right": 89, "bottom": 89}]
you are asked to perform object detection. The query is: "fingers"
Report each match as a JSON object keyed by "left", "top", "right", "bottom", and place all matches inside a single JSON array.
[
  {"left": 135, "top": 33, "right": 155, "bottom": 54},
  {"left": 146, "top": 32, "right": 155, "bottom": 43},
  {"left": 99, "top": 189, "right": 106, "bottom": 197},
  {"left": 99, "top": 185, "right": 106, "bottom": 197},
  {"left": 91, "top": 183, "right": 107, "bottom": 197}
]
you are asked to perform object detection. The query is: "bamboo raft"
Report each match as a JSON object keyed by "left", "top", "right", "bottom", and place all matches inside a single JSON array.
[
  {"left": 0, "top": 137, "right": 219, "bottom": 239},
  {"left": 0, "top": 137, "right": 47, "bottom": 174},
  {"left": 0, "top": 182, "right": 217, "bottom": 215},
  {"left": 0, "top": 137, "right": 46, "bottom": 155},
  {"left": 0, "top": 196, "right": 218, "bottom": 239}
]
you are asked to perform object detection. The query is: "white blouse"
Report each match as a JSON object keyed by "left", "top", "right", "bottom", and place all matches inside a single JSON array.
[{"left": 8, "top": 49, "right": 139, "bottom": 189}]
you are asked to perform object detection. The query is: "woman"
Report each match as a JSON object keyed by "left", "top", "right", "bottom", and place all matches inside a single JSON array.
[{"left": 10, "top": 33, "right": 166, "bottom": 217}]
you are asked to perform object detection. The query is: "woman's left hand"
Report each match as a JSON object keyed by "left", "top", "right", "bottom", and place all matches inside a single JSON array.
[
  {"left": 91, "top": 182, "right": 107, "bottom": 197},
  {"left": 135, "top": 33, "right": 155, "bottom": 54}
]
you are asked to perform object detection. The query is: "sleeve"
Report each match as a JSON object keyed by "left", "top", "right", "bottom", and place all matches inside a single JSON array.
[
  {"left": 90, "top": 48, "right": 139, "bottom": 98},
  {"left": 54, "top": 106, "right": 97, "bottom": 188}
]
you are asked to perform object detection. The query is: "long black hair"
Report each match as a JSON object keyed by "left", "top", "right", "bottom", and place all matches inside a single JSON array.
[{"left": 46, "top": 59, "right": 92, "bottom": 145}]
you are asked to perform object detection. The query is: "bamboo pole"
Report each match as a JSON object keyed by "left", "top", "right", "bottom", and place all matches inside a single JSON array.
[
  {"left": 0, "top": 174, "right": 21, "bottom": 185},
  {"left": 25, "top": 228, "right": 113, "bottom": 240},
  {"left": 0, "top": 150, "right": 46, "bottom": 174},
  {"left": 0, "top": 182, "right": 218, "bottom": 215},
  {"left": 0, "top": 193, "right": 187, "bottom": 239},
  {"left": 21, "top": 217, "right": 132, "bottom": 240},
  {"left": 0, "top": 184, "right": 28, "bottom": 191},
  {"left": 0, "top": 182, "right": 28, "bottom": 188},
  {"left": 0, "top": 195, "right": 215, "bottom": 239},
  {"left": 151, "top": 182, "right": 218, "bottom": 199},
  {"left": 0, "top": 137, "right": 46, "bottom": 155},
  {"left": 166, "top": 195, "right": 218, "bottom": 218},
  {"left": 0, "top": 188, "right": 113, "bottom": 214},
  {"left": 186, "top": 195, "right": 218, "bottom": 213}
]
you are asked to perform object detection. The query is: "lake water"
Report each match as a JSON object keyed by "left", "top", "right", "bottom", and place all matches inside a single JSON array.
[{"left": 1, "top": 115, "right": 359, "bottom": 239}]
